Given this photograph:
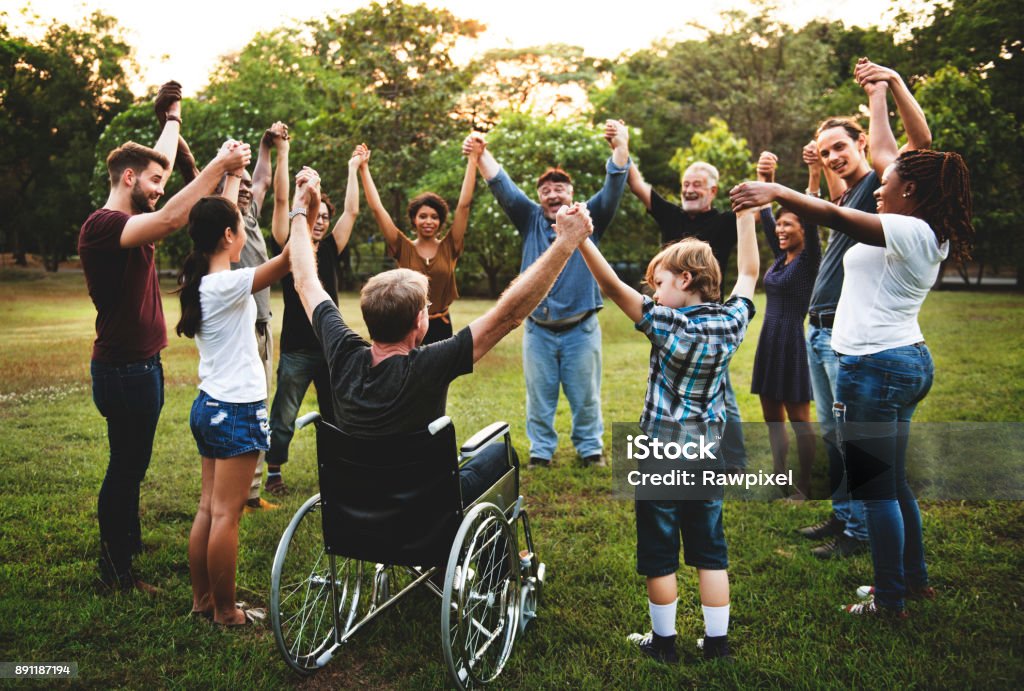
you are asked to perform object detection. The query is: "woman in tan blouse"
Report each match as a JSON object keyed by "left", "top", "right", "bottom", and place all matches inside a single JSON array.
[{"left": 358, "top": 141, "right": 479, "bottom": 344}]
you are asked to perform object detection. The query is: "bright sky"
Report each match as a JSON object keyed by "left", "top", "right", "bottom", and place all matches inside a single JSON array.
[{"left": 11, "top": 0, "right": 926, "bottom": 95}]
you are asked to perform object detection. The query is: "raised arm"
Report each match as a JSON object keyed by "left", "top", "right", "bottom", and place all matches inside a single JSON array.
[
  {"left": 331, "top": 147, "right": 365, "bottom": 253},
  {"left": 626, "top": 162, "right": 653, "bottom": 210},
  {"left": 468, "top": 203, "right": 593, "bottom": 362},
  {"left": 357, "top": 147, "right": 403, "bottom": 254},
  {"left": 730, "top": 181, "right": 884, "bottom": 247},
  {"left": 855, "top": 58, "right": 931, "bottom": 154},
  {"left": 465, "top": 133, "right": 538, "bottom": 228},
  {"left": 269, "top": 129, "right": 291, "bottom": 247},
  {"left": 152, "top": 80, "right": 182, "bottom": 172},
  {"left": 448, "top": 138, "right": 480, "bottom": 255},
  {"left": 731, "top": 208, "right": 759, "bottom": 301},
  {"left": 863, "top": 79, "right": 900, "bottom": 177},
  {"left": 219, "top": 140, "right": 244, "bottom": 205},
  {"left": 175, "top": 136, "right": 200, "bottom": 184},
  {"left": 119, "top": 143, "right": 251, "bottom": 249},
  {"left": 579, "top": 238, "right": 644, "bottom": 323},
  {"left": 587, "top": 120, "right": 631, "bottom": 239},
  {"left": 288, "top": 169, "right": 330, "bottom": 323},
  {"left": 465, "top": 132, "right": 500, "bottom": 181}
]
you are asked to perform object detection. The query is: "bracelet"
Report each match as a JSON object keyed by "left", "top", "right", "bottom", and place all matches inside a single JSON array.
[
  {"left": 289, "top": 207, "right": 307, "bottom": 221},
  {"left": 165, "top": 114, "right": 182, "bottom": 124},
  {"left": 805, "top": 188, "right": 820, "bottom": 197},
  {"left": 226, "top": 172, "right": 242, "bottom": 179}
]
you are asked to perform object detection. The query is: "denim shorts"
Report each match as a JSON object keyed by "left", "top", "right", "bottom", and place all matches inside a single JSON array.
[
  {"left": 635, "top": 499, "right": 728, "bottom": 576},
  {"left": 189, "top": 390, "right": 270, "bottom": 459}
]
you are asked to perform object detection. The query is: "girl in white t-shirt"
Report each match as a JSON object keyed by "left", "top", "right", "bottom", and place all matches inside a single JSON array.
[
  {"left": 731, "top": 148, "right": 974, "bottom": 617},
  {"left": 176, "top": 194, "right": 293, "bottom": 627}
]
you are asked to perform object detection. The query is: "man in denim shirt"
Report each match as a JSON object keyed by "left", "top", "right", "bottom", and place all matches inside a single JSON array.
[{"left": 466, "top": 121, "right": 630, "bottom": 468}]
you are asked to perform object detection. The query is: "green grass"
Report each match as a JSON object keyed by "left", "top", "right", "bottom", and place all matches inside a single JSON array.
[{"left": 1, "top": 272, "right": 1022, "bottom": 689}]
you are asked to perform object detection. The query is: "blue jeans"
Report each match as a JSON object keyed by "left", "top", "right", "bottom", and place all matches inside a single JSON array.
[
  {"left": 807, "top": 325, "right": 867, "bottom": 539},
  {"left": 720, "top": 367, "right": 747, "bottom": 471},
  {"left": 267, "top": 350, "right": 334, "bottom": 466},
  {"left": 460, "top": 444, "right": 519, "bottom": 507},
  {"left": 835, "top": 343, "right": 934, "bottom": 610},
  {"left": 522, "top": 314, "right": 603, "bottom": 460},
  {"left": 91, "top": 354, "right": 164, "bottom": 578}
]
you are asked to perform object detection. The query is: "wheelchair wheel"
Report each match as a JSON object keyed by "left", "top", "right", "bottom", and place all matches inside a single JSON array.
[
  {"left": 271, "top": 494, "right": 367, "bottom": 675},
  {"left": 441, "top": 503, "right": 521, "bottom": 689}
]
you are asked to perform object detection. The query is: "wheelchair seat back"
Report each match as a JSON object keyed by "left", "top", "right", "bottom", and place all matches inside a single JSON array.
[{"left": 315, "top": 420, "right": 463, "bottom": 567}]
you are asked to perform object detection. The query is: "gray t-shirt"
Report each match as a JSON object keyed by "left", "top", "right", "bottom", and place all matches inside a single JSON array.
[
  {"left": 808, "top": 170, "right": 880, "bottom": 315},
  {"left": 312, "top": 300, "right": 474, "bottom": 436},
  {"left": 231, "top": 198, "right": 271, "bottom": 322}
]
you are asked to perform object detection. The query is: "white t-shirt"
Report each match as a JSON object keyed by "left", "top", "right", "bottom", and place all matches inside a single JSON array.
[
  {"left": 832, "top": 214, "right": 948, "bottom": 356},
  {"left": 195, "top": 268, "right": 267, "bottom": 402}
]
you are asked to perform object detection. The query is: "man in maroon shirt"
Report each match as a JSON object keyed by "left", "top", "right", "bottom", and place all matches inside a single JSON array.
[{"left": 79, "top": 84, "right": 250, "bottom": 592}]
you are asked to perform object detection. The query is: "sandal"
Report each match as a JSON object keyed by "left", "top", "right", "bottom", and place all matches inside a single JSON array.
[
  {"left": 215, "top": 602, "right": 266, "bottom": 628},
  {"left": 265, "top": 477, "right": 288, "bottom": 496}
]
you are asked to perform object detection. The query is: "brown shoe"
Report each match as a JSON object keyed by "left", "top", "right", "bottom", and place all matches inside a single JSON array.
[{"left": 264, "top": 477, "right": 288, "bottom": 496}]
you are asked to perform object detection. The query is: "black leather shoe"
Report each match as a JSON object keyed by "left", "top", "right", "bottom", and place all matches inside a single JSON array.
[
  {"left": 796, "top": 514, "right": 845, "bottom": 540},
  {"left": 811, "top": 533, "right": 870, "bottom": 560}
]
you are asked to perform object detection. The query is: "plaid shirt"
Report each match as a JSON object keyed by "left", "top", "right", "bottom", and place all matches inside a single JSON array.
[{"left": 635, "top": 295, "right": 755, "bottom": 440}]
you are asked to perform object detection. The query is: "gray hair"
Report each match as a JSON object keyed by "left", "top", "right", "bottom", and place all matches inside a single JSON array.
[{"left": 683, "top": 161, "right": 720, "bottom": 188}]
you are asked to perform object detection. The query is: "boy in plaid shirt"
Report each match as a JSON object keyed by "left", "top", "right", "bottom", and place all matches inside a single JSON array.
[{"left": 575, "top": 207, "right": 759, "bottom": 663}]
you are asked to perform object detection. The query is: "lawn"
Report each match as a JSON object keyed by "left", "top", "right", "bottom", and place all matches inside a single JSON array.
[{"left": 1, "top": 270, "right": 1022, "bottom": 689}]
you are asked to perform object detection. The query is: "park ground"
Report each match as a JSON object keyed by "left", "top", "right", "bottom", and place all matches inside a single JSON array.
[{"left": 1, "top": 270, "right": 1022, "bottom": 688}]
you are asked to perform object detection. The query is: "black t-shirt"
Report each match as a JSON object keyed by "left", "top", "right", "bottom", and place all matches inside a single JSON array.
[
  {"left": 272, "top": 236, "right": 342, "bottom": 353},
  {"left": 312, "top": 300, "right": 474, "bottom": 436},
  {"left": 648, "top": 189, "right": 737, "bottom": 296}
]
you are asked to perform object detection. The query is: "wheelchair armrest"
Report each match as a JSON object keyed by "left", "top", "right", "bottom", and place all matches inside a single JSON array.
[
  {"left": 460, "top": 421, "right": 510, "bottom": 457},
  {"left": 296, "top": 412, "right": 321, "bottom": 430}
]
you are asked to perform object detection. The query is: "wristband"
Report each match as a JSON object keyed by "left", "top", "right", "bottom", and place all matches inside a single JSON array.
[
  {"left": 805, "top": 188, "right": 820, "bottom": 197},
  {"left": 289, "top": 208, "right": 307, "bottom": 221},
  {"left": 226, "top": 172, "right": 242, "bottom": 179},
  {"left": 165, "top": 114, "right": 182, "bottom": 124}
]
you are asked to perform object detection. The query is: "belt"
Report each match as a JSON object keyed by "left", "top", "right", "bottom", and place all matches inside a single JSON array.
[
  {"left": 808, "top": 311, "right": 835, "bottom": 329},
  {"left": 530, "top": 310, "right": 594, "bottom": 333}
]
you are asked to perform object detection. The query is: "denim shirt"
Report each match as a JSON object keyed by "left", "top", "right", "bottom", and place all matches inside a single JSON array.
[{"left": 486, "top": 157, "right": 630, "bottom": 322}]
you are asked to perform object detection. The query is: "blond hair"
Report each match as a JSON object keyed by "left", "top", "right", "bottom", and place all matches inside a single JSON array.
[
  {"left": 360, "top": 268, "right": 429, "bottom": 343},
  {"left": 645, "top": 238, "right": 721, "bottom": 303}
]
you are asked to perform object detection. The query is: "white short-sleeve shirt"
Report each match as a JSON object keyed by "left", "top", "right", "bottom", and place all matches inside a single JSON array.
[
  {"left": 195, "top": 268, "right": 266, "bottom": 402},
  {"left": 832, "top": 214, "right": 948, "bottom": 356}
]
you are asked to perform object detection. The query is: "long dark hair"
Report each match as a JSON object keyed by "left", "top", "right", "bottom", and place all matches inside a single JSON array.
[
  {"left": 895, "top": 150, "right": 974, "bottom": 263},
  {"left": 175, "top": 196, "right": 240, "bottom": 338}
]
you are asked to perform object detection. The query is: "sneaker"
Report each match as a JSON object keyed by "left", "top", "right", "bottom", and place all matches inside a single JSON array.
[
  {"left": 264, "top": 476, "right": 288, "bottom": 496},
  {"left": 811, "top": 533, "right": 869, "bottom": 560},
  {"left": 244, "top": 497, "right": 279, "bottom": 513},
  {"left": 857, "top": 585, "right": 936, "bottom": 600},
  {"left": 697, "top": 634, "right": 733, "bottom": 661},
  {"left": 796, "top": 514, "right": 845, "bottom": 540},
  {"left": 582, "top": 454, "right": 606, "bottom": 468},
  {"left": 627, "top": 631, "right": 678, "bottom": 664},
  {"left": 842, "top": 596, "right": 908, "bottom": 619},
  {"left": 527, "top": 457, "right": 551, "bottom": 469}
]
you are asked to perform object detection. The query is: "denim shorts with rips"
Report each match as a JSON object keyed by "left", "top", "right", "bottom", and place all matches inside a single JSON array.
[
  {"left": 190, "top": 390, "right": 270, "bottom": 459},
  {"left": 635, "top": 499, "right": 728, "bottom": 577}
]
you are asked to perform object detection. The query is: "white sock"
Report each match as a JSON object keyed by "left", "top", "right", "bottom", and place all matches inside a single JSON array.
[
  {"left": 649, "top": 599, "right": 677, "bottom": 637},
  {"left": 702, "top": 604, "right": 730, "bottom": 638}
]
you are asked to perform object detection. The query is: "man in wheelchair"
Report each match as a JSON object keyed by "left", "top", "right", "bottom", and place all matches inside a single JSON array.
[{"left": 286, "top": 167, "right": 595, "bottom": 500}]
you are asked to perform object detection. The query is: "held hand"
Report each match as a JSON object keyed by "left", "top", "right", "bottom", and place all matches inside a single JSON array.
[
  {"left": 216, "top": 140, "right": 251, "bottom": 172},
  {"left": 294, "top": 166, "right": 320, "bottom": 206},
  {"left": 552, "top": 202, "right": 593, "bottom": 246},
  {"left": 154, "top": 80, "right": 183, "bottom": 125},
  {"left": 462, "top": 132, "right": 486, "bottom": 158},
  {"left": 262, "top": 121, "right": 290, "bottom": 148},
  {"left": 854, "top": 58, "right": 900, "bottom": 88},
  {"left": 802, "top": 140, "right": 822, "bottom": 170},
  {"left": 729, "top": 181, "right": 778, "bottom": 213},
  {"left": 756, "top": 151, "right": 778, "bottom": 183},
  {"left": 351, "top": 143, "right": 370, "bottom": 168},
  {"left": 604, "top": 119, "right": 628, "bottom": 150}
]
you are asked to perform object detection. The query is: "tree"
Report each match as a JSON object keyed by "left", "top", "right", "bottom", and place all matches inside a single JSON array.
[
  {"left": 913, "top": 66, "right": 1024, "bottom": 285},
  {"left": 0, "top": 12, "right": 136, "bottom": 269}
]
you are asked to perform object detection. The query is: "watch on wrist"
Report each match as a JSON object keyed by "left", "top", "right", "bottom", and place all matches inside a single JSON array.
[
  {"left": 165, "top": 114, "right": 182, "bottom": 124},
  {"left": 289, "top": 207, "right": 307, "bottom": 221}
]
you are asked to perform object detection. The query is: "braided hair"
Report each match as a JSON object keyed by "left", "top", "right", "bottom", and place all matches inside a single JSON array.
[
  {"left": 895, "top": 150, "right": 974, "bottom": 263},
  {"left": 175, "top": 196, "right": 240, "bottom": 338}
]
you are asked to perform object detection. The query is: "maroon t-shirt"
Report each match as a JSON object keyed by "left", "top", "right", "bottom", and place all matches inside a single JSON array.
[{"left": 78, "top": 209, "right": 167, "bottom": 363}]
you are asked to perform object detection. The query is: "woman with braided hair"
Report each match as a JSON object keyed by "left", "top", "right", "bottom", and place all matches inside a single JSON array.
[{"left": 732, "top": 136, "right": 973, "bottom": 617}]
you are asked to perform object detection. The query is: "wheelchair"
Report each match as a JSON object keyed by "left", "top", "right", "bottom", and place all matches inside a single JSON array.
[{"left": 270, "top": 412, "right": 545, "bottom": 689}]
